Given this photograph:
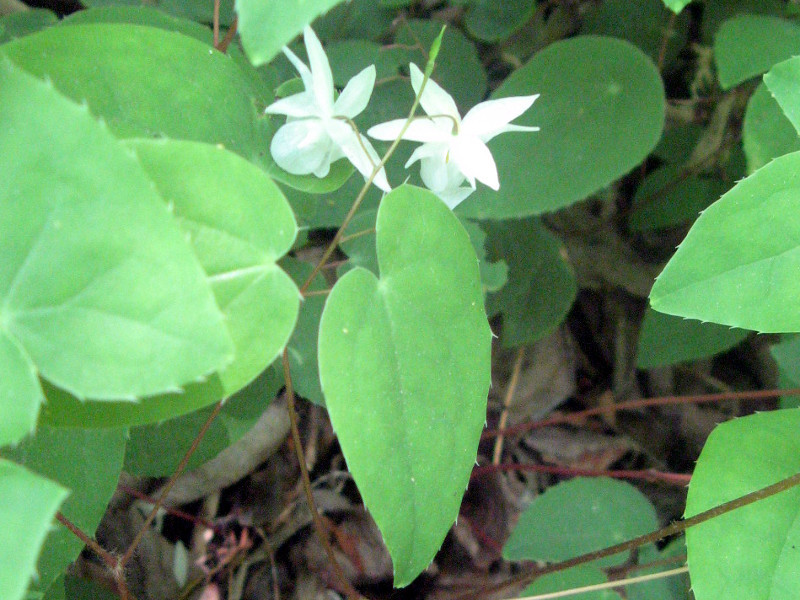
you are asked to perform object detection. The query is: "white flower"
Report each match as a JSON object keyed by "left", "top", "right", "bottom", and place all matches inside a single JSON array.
[
  {"left": 265, "top": 27, "right": 390, "bottom": 192},
  {"left": 367, "top": 63, "right": 539, "bottom": 208}
]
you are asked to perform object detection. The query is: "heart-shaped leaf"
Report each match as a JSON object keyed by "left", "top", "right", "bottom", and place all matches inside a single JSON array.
[
  {"left": 0, "top": 58, "right": 233, "bottom": 405},
  {"left": 650, "top": 150, "right": 800, "bottom": 332},
  {"left": 764, "top": 55, "right": 800, "bottom": 135},
  {"left": 685, "top": 409, "right": 800, "bottom": 600},
  {"left": 318, "top": 185, "right": 492, "bottom": 586}
]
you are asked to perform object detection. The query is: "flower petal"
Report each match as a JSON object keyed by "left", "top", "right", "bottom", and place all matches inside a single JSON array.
[
  {"left": 368, "top": 117, "right": 451, "bottom": 143},
  {"left": 282, "top": 45, "right": 314, "bottom": 93},
  {"left": 334, "top": 65, "right": 376, "bottom": 119},
  {"left": 405, "top": 141, "right": 447, "bottom": 168},
  {"left": 265, "top": 92, "right": 320, "bottom": 118},
  {"left": 270, "top": 119, "right": 331, "bottom": 176},
  {"left": 462, "top": 95, "right": 539, "bottom": 140},
  {"left": 450, "top": 135, "right": 499, "bottom": 190},
  {"left": 328, "top": 119, "right": 391, "bottom": 192},
  {"left": 419, "top": 152, "right": 465, "bottom": 193},
  {"left": 409, "top": 63, "right": 461, "bottom": 121},
  {"left": 303, "top": 26, "right": 334, "bottom": 115},
  {"left": 437, "top": 186, "right": 474, "bottom": 210}
]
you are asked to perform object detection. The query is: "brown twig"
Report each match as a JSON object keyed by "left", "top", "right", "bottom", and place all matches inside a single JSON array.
[
  {"left": 56, "top": 512, "right": 118, "bottom": 571},
  {"left": 492, "top": 347, "right": 525, "bottom": 465},
  {"left": 482, "top": 388, "right": 800, "bottom": 440}
]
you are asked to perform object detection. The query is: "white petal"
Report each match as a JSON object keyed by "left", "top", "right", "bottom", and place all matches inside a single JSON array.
[
  {"left": 368, "top": 117, "right": 451, "bottom": 143},
  {"left": 450, "top": 135, "right": 499, "bottom": 190},
  {"left": 327, "top": 119, "right": 391, "bottom": 192},
  {"left": 282, "top": 45, "right": 314, "bottom": 93},
  {"left": 270, "top": 119, "right": 332, "bottom": 176},
  {"left": 334, "top": 65, "right": 376, "bottom": 119},
  {"left": 419, "top": 153, "right": 465, "bottom": 193},
  {"left": 409, "top": 63, "right": 461, "bottom": 120},
  {"left": 405, "top": 141, "right": 447, "bottom": 168},
  {"left": 264, "top": 92, "right": 320, "bottom": 118},
  {"left": 303, "top": 27, "right": 334, "bottom": 115},
  {"left": 437, "top": 186, "right": 474, "bottom": 210},
  {"left": 462, "top": 95, "right": 539, "bottom": 140}
]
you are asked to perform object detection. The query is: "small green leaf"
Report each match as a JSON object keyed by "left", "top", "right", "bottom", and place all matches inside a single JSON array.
[
  {"left": 650, "top": 150, "right": 800, "bottom": 332},
  {"left": 458, "top": 36, "right": 665, "bottom": 219},
  {"left": 0, "top": 332, "right": 41, "bottom": 447},
  {"left": 484, "top": 217, "right": 576, "bottom": 347},
  {"left": 459, "top": 220, "right": 508, "bottom": 295},
  {"left": 0, "top": 59, "right": 233, "bottom": 401},
  {"left": 458, "top": 0, "right": 536, "bottom": 43},
  {"left": 743, "top": 82, "right": 800, "bottom": 174},
  {"left": 661, "top": 0, "right": 692, "bottom": 14},
  {"left": 714, "top": 15, "right": 800, "bottom": 89},
  {"left": 235, "top": 0, "right": 346, "bottom": 65},
  {"left": 764, "top": 55, "right": 800, "bottom": 135},
  {"left": 80, "top": 0, "right": 236, "bottom": 25},
  {"left": 313, "top": 0, "right": 396, "bottom": 42},
  {"left": 636, "top": 307, "right": 749, "bottom": 369},
  {"left": 504, "top": 478, "right": 658, "bottom": 567},
  {"left": 42, "top": 574, "right": 120, "bottom": 600},
  {"left": 685, "top": 409, "right": 800, "bottom": 600},
  {"left": 1, "top": 426, "right": 125, "bottom": 592},
  {"left": 628, "top": 541, "right": 689, "bottom": 600},
  {"left": 0, "top": 460, "right": 67, "bottom": 600},
  {"left": 2, "top": 24, "right": 263, "bottom": 160},
  {"left": 318, "top": 185, "right": 492, "bottom": 586}
]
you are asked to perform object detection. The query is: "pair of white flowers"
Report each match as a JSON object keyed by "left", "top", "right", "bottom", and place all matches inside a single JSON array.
[{"left": 266, "top": 27, "right": 539, "bottom": 209}]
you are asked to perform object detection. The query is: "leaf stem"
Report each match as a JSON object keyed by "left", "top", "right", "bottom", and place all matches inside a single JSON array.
[
  {"left": 464, "top": 469, "right": 800, "bottom": 599},
  {"left": 120, "top": 400, "right": 225, "bottom": 568},
  {"left": 281, "top": 349, "right": 364, "bottom": 600},
  {"left": 492, "top": 347, "right": 525, "bottom": 465},
  {"left": 482, "top": 387, "right": 800, "bottom": 440},
  {"left": 55, "top": 511, "right": 118, "bottom": 571}
]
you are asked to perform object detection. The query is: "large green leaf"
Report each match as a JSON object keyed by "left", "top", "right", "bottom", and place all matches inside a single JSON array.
[
  {"left": 458, "top": 36, "right": 665, "bottom": 219},
  {"left": 0, "top": 460, "right": 67, "bottom": 600},
  {"left": 0, "top": 332, "right": 41, "bottom": 447},
  {"left": 519, "top": 565, "right": 620, "bottom": 600},
  {"left": 1, "top": 23, "right": 263, "bottom": 161},
  {"left": 764, "top": 55, "right": 800, "bottom": 136},
  {"left": 650, "top": 151, "right": 800, "bottom": 332},
  {"left": 0, "top": 8, "right": 57, "bottom": 44},
  {"left": 456, "top": 0, "right": 536, "bottom": 43},
  {"left": 504, "top": 478, "right": 658, "bottom": 567},
  {"left": 0, "top": 59, "right": 232, "bottom": 403},
  {"left": 636, "top": 307, "right": 749, "bottom": 368},
  {"left": 742, "top": 82, "right": 800, "bottom": 174},
  {"left": 484, "top": 217, "right": 576, "bottom": 347},
  {"left": 714, "top": 15, "right": 800, "bottom": 89},
  {"left": 1, "top": 426, "right": 126, "bottom": 592},
  {"left": 40, "top": 140, "right": 299, "bottom": 428},
  {"left": 685, "top": 409, "right": 800, "bottom": 600},
  {"left": 235, "top": 0, "right": 345, "bottom": 65},
  {"left": 81, "top": 0, "right": 237, "bottom": 25},
  {"left": 318, "top": 185, "right": 492, "bottom": 586}
]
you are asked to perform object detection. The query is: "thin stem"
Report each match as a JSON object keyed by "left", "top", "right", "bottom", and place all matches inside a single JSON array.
[
  {"left": 462, "top": 470, "right": 800, "bottom": 599},
  {"left": 217, "top": 16, "right": 238, "bottom": 53},
  {"left": 513, "top": 566, "right": 689, "bottom": 600},
  {"left": 472, "top": 463, "right": 691, "bottom": 486},
  {"left": 492, "top": 347, "right": 525, "bottom": 465},
  {"left": 299, "top": 60, "right": 436, "bottom": 295},
  {"left": 56, "top": 512, "right": 118, "bottom": 572},
  {"left": 482, "top": 387, "right": 800, "bottom": 440},
  {"left": 213, "top": 0, "right": 220, "bottom": 47},
  {"left": 303, "top": 288, "right": 332, "bottom": 298},
  {"left": 117, "top": 484, "right": 216, "bottom": 530},
  {"left": 120, "top": 400, "right": 226, "bottom": 568},
  {"left": 338, "top": 227, "right": 376, "bottom": 244},
  {"left": 281, "top": 349, "right": 363, "bottom": 600}
]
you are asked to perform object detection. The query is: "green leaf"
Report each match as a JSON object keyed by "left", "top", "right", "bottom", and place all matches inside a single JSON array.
[
  {"left": 42, "top": 574, "right": 119, "bottom": 600},
  {"left": 124, "top": 366, "right": 283, "bottom": 476},
  {"left": 0, "top": 332, "right": 41, "bottom": 447},
  {"left": 743, "top": 82, "right": 800, "bottom": 174},
  {"left": 484, "top": 217, "right": 576, "bottom": 347},
  {"left": 313, "top": 0, "right": 396, "bottom": 42},
  {"left": 714, "top": 15, "right": 800, "bottom": 89},
  {"left": 0, "top": 9, "right": 56, "bottom": 44},
  {"left": 764, "top": 56, "right": 800, "bottom": 136},
  {"left": 235, "top": 0, "right": 345, "bottom": 65},
  {"left": 0, "top": 460, "right": 67, "bottom": 600},
  {"left": 458, "top": 36, "right": 665, "bottom": 219},
  {"left": 661, "top": 0, "right": 692, "bottom": 13},
  {"left": 701, "top": 0, "right": 787, "bottom": 43},
  {"left": 395, "top": 19, "right": 488, "bottom": 109},
  {"left": 1, "top": 426, "right": 126, "bottom": 591},
  {"left": 685, "top": 409, "right": 800, "bottom": 600},
  {"left": 459, "top": 220, "right": 509, "bottom": 295},
  {"left": 629, "top": 165, "right": 728, "bottom": 231},
  {"left": 504, "top": 478, "right": 658, "bottom": 567},
  {"left": 0, "top": 59, "right": 233, "bottom": 401},
  {"left": 318, "top": 185, "right": 492, "bottom": 586},
  {"left": 40, "top": 139, "right": 299, "bottom": 428},
  {"left": 628, "top": 540, "right": 689, "bottom": 600},
  {"left": 636, "top": 307, "right": 750, "bottom": 368},
  {"left": 1, "top": 23, "right": 263, "bottom": 160},
  {"left": 520, "top": 565, "right": 620, "bottom": 600},
  {"left": 458, "top": 0, "right": 536, "bottom": 43},
  {"left": 80, "top": 0, "right": 236, "bottom": 25},
  {"left": 582, "top": 0, "right": 689, "bottom": 67},
  {"left": 650, "top": 150, "right": 800, "bottom": 332}
]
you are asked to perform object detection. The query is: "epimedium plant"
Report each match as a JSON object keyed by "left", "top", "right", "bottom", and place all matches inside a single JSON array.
[{"left": 1, "top": 1, "right": 800, "bottom": 600}]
